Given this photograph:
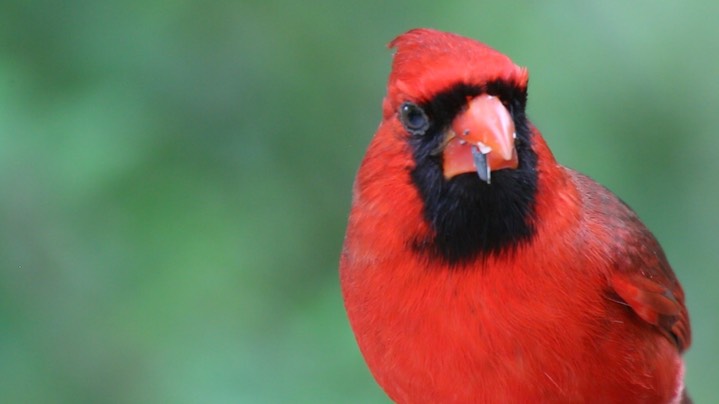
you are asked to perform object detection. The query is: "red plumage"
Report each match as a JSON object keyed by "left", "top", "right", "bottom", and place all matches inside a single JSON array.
[{"left": 340, "top": 29, "right": 690, "bottom": 403}]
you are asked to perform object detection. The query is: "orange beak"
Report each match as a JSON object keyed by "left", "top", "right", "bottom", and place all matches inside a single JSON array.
[{"left": 442, "top": 94, "right": 519, "bottom": 183}]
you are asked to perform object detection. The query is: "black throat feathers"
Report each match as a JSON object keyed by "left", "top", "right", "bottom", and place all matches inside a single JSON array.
[{"left": 407, "top": 82, "right": 539, "bottom": 266}]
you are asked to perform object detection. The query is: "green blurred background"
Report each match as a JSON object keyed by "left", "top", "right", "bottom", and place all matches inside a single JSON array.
[{"left": 1, "top": 1, "right": 717, "bottom": 402}]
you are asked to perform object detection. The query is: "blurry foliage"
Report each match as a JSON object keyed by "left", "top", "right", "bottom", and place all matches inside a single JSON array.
[{"left": 0, "top": 0, "right": 716, "bottom": 402}]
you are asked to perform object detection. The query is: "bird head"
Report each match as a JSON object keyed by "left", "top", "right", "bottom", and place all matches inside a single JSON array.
[
  {"left": 384, "top": 28, "right": 530, "bottom": 184},
  {"left": 365, "top": 29, "right": 552, "bottom": 263}
]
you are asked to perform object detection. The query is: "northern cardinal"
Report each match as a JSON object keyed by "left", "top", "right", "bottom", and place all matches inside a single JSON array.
[{"left": 340, "top": 29, "right": 691, "bottom": 403}]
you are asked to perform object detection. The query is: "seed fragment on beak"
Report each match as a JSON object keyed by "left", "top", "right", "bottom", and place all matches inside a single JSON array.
[{"left": 471, "top": 145, "right": 491, "bottom": 184}]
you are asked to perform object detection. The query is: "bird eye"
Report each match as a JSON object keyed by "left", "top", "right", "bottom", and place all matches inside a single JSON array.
[{"left": 399, "top": 102, "right": 429, "bottom": 135}]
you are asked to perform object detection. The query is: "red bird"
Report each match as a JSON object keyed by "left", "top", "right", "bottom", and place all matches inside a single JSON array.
[{"left": 340, "top": 29, "right": 691, "bottom": 403}]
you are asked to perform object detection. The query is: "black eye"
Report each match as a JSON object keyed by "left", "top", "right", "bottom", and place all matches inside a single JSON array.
[{"left": 399, "top": 102, "right": 429, "bottom": 135}]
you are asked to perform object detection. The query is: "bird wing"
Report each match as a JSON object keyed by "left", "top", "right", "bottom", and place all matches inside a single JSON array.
[
  {"left": 610, "top": 261, "right": 690, "bottom": 352},
  {"left": 572, "top": 170, "right": 691, "bottom": 352}
]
